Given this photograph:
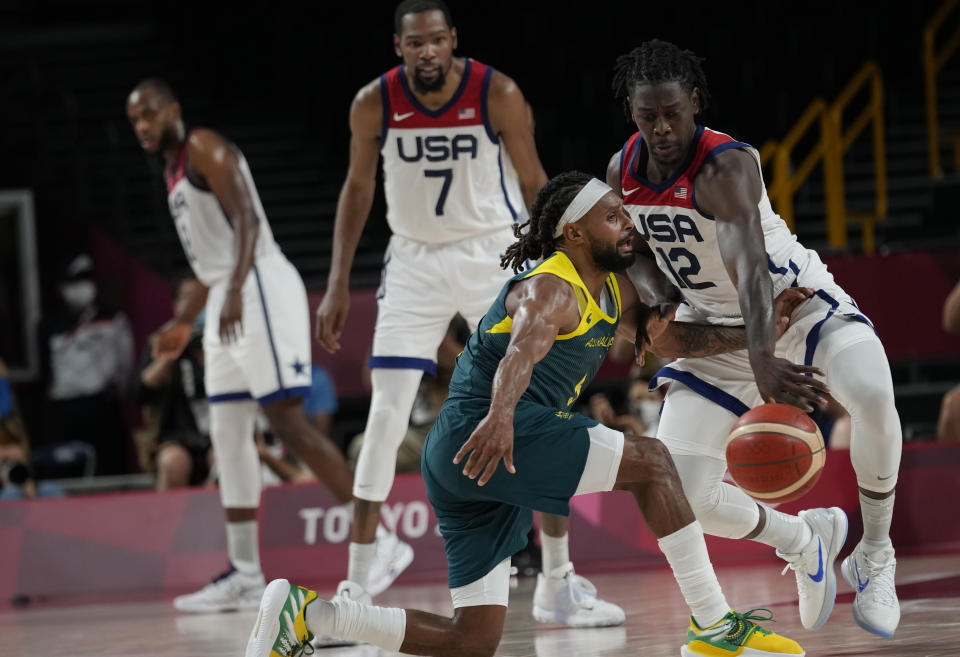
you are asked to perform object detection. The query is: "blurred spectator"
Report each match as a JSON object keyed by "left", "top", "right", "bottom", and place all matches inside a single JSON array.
[
  {"left": 255, "top": 421, "right": 312, "bottom": 486},
  {"left": 0, "top": 358, "right": 64, "bottom": 501},
  {"left": 588, "top": 392, "right": 645, "bottom": 436},
  {"left": 136, "top": 279, "right": 213, "bottom": 489},
  {"left": 588, "top": 364, "right": 665, "bottom": 438},
  {"left": 303, "top": 364, "right": 338, "bottom": 437},
  {"left": 937, "top": 279, "right": 960, "bottom": 442},
  {"left": 37, "top": 254, "right": 133, "bottom": 476},
  {"left": 255, "top": 364, "right": 340, "bottom": 485},
  {"left": 0, "top": 431, "right": 65, "bottom": 501},
  {"left": 0, "top": 358, "right": 27, "bottom": 445},
  {"left": 627, "top": 367, "right": 666, "bottom": 436}
]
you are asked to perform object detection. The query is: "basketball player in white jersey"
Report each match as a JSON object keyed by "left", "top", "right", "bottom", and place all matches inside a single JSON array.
[
  {"left": 314, "top": 0, "right": 623, "bottom": 628},
  {"left": 604, "top": 40, "right": 902, "bottom": 638},
  {"left": 126, "top": 79, "right": 355, "bottom": 614}
]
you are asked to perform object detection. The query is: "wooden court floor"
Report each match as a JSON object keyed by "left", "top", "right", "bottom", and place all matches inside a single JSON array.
[{"left": 2, "top": 553, "right": 958, "bottom": 657}]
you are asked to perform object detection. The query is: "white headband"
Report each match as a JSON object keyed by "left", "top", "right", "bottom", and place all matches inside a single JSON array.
[{"left": 552, "top": 178, "right": 614, "bottom": 238}]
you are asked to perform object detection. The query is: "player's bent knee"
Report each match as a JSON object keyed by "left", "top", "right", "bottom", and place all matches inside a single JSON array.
[
  {"left": 617, "top": 435, "right": 678, "bottom": 487},
  {"left": 852, "top": 377, "right": 897, "bottom": 418},
  {"left": 444, "top": 614, "right": 501, "bottom": 657},
  {"left": 683, "top": 478, "right": 721, "bottom": 518}
]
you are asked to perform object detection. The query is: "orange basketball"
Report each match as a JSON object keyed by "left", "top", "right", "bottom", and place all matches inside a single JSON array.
[{"left": 725, "top": 403, "right": 825, "bottom": 503}]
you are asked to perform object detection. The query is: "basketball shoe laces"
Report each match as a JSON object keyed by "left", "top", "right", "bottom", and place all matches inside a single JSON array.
[
  {"left": 277, "top": 597, "right": 315, "bottom": 657},
  {"left": 779, "top": 546, "right": 819, "bottom": 594},
  {"left": 564, "top": 570, "right": 599, "bottom": 609},
  {"left": 704, "top": 608, "right": 776, "bottom": 644},
  {"left": 857, "top": 548, "right": 897, "bottom": 606},
  {"left": 202, "top": 566, "right": 250, "bottom": 595}
]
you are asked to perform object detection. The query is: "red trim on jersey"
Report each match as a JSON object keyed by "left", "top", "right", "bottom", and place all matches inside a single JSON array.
[
  {"left": 383, "top": 58, "right": 489, "bottom": 129},
  {"left": 620, "top": 126, "right": 742, "bottom": 211},
  {"left": 164, "top": 140, "right": 188, "bottom": 194}
]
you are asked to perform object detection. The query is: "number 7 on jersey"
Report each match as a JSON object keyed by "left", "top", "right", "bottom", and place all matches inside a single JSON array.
[{"left": 424, "top": 168, "right": 453, "bottom": 216}]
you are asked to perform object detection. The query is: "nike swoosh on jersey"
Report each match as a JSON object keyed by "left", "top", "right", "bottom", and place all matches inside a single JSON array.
[
  {"left": 393, "top": 111, "right": 415, "bottom": 121},
  {"left": 808, "top": 538, "right": 825, "bottom": 583},
  {"left": 621, "top": 185, "right": 640, "bottom": 196}
]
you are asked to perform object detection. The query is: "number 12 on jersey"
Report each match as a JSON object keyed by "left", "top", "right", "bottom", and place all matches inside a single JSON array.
[
  {"left": 655, "top": 246, "right": 717, "bottom": 290},
  {"left": 425, "top": 168, "right": 453, "bottom": 215}
]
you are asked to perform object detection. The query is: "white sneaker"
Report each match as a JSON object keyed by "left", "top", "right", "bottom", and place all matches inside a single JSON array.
[
  {"left": 777, "top": 507, "right": 847, "bottom": 630},
  {"left": 310, "top": 580, "right": 372, "bottom": 648},
  {"left": 532, "top": 562, "right": 625, "bottom": 628},
  {"left": 841, "top": 541, "right": 899, "bottom": 637},
  {"left": 173, "top": 565, "right": 265, "bottom": 613},
  {"left": 366, "top": 532, "right": 414, "bottom": 597}
]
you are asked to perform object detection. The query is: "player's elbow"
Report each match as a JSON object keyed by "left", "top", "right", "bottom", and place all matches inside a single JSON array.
[{"left": 235, "top": 211, "right": 260, "bottom": 234}]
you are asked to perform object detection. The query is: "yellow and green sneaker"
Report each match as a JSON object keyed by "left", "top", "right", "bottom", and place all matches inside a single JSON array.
[
  {"left": 682, "top": 608, "right": 804, "bottom": 656},
  {"left": 245, "top": 579, "right": 318, "bottom": 657}
]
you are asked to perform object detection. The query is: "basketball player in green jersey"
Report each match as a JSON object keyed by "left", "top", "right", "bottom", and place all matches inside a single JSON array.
[{"left": 247, "top": 171, "right": 805, "bottom": 657}]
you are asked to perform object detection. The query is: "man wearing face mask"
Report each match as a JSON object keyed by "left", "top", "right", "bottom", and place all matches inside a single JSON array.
[{"left": 38, "top": 254, "right": 134, "bottom": 476}]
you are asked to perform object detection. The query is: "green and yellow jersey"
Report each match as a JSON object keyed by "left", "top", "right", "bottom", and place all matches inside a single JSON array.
[{"left": 448, "top": 251, "right": 621, "bottom": 411}]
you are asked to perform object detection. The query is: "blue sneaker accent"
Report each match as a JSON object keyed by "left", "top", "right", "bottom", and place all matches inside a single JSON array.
[
  {"left": 807, "top": 538, "right": 825, "bottom": 583},
  {"left": 854, "top": 560, "right": 870, "bottom": 593}
]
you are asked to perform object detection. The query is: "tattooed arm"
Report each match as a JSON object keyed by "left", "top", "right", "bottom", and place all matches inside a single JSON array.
[
  {"left": 648, "top": 287, "right": 814, "bottom": 359},
  {"left": 651, "top": 322, "right": 749, "bottom": 358}
]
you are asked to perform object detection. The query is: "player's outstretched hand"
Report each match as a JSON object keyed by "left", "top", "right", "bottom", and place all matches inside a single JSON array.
[
  {"left": 453, "top": 413, "right": 516, "bottom": 486},
  {"left": 219, "top": 288, "right": 244, "bottom": 344},
  {"left": 153, "top": 320, "right": 193, "bottom": 360},
  {"left": 315, "top": 287, "right": 350, "bottom": 353},
  {"left": 754, "top": 354, "right": 829, "bottom": 412},
  {"left": 774, "top": 286, "right": 813, "bottom": 339}
]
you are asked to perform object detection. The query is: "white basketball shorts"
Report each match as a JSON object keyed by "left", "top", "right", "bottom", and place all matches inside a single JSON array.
[
  {"left": 204, "top": 253, "right": 313, "bottom": 404},
  {"left": 369, "top": 228, "right": 517, "bottom": 375},
  {"left": 651, "top": 281, "right": 878, "bottom": 458}
]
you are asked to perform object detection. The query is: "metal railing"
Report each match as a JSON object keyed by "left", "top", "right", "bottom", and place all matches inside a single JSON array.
[
  {"left": 924, "top": 0, "right": 960, "bottom": 178},
  {"left": 834, "top": 61, "right": 887, "bottom": 255},
  {"left": 762, "top": 61, "right": 886, "bottom": 253}
]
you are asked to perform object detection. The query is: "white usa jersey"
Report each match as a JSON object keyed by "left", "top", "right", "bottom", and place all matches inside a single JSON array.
[
  {"left": 620, "top": 126, "right": 840, "bottom": 325},
  {"left": 379, "top": 59, "right": 524, "bottom": 244},
  {"left": 165, "top": 138, "right": 281, "bottom": 286}
]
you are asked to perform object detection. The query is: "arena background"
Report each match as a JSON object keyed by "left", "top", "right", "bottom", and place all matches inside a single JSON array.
[
  {"left": 2, "top": 0, "right": 959, "bottom": 452},
  {"left": 3, "top": 3, "right": 960, "bottom": 645}
]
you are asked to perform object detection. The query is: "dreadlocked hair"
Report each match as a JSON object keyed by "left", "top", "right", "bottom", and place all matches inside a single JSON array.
[
  {"left": 500, "top": 171, "right": 593, "bottom": 273},
  {"left": 611, "top": 39, "right": 711, "bottom": 120}
]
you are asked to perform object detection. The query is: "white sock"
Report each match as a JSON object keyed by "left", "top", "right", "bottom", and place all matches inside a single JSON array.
[
  {"left": 860, "top": 491, "right": 894, "bottom": 550},
  {"left": 753, "top": 508, "right": 813, "bottom": 554},
  {"left": 305, "top": 597, "right": 406, "bottom": 652},
  {"left": 348, "top": 541, "right": 376, "bottom": 590},
  {"left": 226, "top": 520, "right": 261, "bottom": 575},
  {"left": 540, "top": 530, "right": 570, "bottom": 575},
  {"left": 658, "top": 522, "right": 729, "bottom": 628}
]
